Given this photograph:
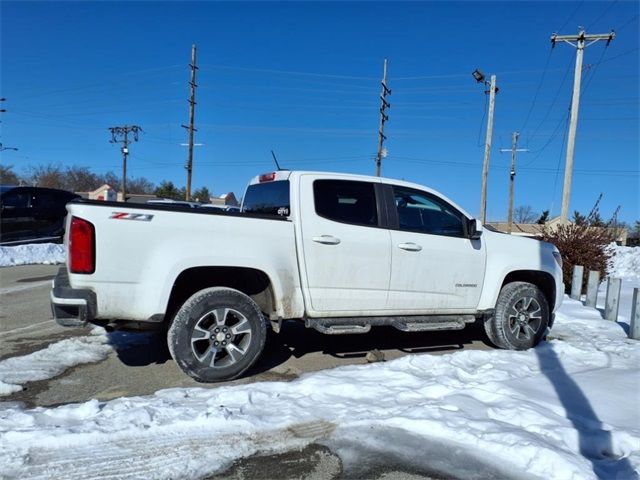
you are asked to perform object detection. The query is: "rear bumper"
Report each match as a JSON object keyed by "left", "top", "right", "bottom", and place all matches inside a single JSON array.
[{"left": 50, "top": 267, "right": 97, "bottom": 327}]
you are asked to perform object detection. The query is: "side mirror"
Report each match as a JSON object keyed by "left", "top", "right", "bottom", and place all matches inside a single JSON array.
[{"left": 468, "top": 218, "right": 483, "bottom": 240}]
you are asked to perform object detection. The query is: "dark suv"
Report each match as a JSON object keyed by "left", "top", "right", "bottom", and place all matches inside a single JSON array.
[{"left": 0, "top": 186, "right": 80, "bottom": 245}]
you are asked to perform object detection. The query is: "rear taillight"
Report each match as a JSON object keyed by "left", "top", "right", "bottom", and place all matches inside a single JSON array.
[{"left": 69, "top": 216, "right": 95, "bottom": 274}]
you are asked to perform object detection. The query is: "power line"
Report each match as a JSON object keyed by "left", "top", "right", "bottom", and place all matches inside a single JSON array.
[
  {"left": 387, "top": 155, "right": 637, "bottom": 175},
  {"left": 581, "top": 35, "right": 615, "bottom": 96},
  {"left": 520, "top": 48, "right": 554, "bottom": 133},
  {"left": 477, "top": 92, "right": 488, "bottom": 147},
  {"left": 590, "top": 47, "right": 639, "bottom": 67},
  {"left": 393, "top": 67, "right": 568, "bottom": 81},
  {"left": 587, "top": 0, "right": 619, "bottom": 30},
  {"left": 615, "top": 14, "right": 639, "bottom": 32},
  {"left": 17, "top": 66, "right": 183, "bottom": 101},
  {"left": 558, "top": 1, "right": 584, "bottom": 32},
  {"left": 524, "top": 109, "right": 571, "bottom": 166},
  {"left": 527, "top": 58, "right": 573, "bottom": 143},
  {"left": 549, "top": 116, "right": 571, "bottom": 216},
  {"left": 199, "top": 64, "right": 377, "bottom": 81}
]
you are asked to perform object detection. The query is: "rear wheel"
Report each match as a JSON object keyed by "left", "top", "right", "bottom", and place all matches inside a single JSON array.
[
  {"left": 484, "top": 281, "right": 549, "bottom": 350},
  {"left": 168, "top": 287, "right": 267, "bottom": 382}
]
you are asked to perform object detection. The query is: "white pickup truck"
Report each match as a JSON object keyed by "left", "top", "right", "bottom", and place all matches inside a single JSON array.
[{"left": 51, "top": 171, "right": 564, "bottom": 382}]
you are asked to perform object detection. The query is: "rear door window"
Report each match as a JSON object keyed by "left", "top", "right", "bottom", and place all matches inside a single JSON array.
[
  {"left": 243, "top": 180, "right": 290, "bottom": 216},
  {"left": 2, "top": 191, "right": 30, "bottom": 208},
  {"left": 314, "top": 180, "right": 378, "bottom": 227},
  {"left": 30, "top": 192, "right": 58, "bottom": 208}
]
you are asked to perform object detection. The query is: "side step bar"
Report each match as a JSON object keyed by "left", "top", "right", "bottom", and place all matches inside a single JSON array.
[{"left": 305, "top": 315, "right": 476, "bottom": 335}]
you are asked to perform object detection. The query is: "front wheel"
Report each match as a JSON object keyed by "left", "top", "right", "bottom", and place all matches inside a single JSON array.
[
  {"left": 168, "top": 287, "right": 267, "bottom": 382},
  {"left": 484, "top": 281, "right": 549, "bottom": 350}
]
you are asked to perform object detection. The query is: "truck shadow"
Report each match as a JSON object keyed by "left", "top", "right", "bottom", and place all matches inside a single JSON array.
[
  {"left": 108, "top": 320, "right": 491, "bottom": 372},
  {"left": 535, "top": 343, "right": 636, "bottom": 479},
  {"left": 248, "top": 319, "right": 491, "bottom": 376},
  {"left": 108, "top": 330, "right": 172, "bottom": 366}
]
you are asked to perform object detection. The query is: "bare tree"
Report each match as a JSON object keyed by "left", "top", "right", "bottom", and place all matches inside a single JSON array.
[
  {"left": 514, "top": 205, "right": 536, "bottom": 223},
  {"left": 28, "top": 164, "right": 66, "bottom": 189},
  {"left": 127, "top": 177, "right": 154, "bottom": 194},
  {"left": 0, "top": 165, "right": 21, "bottom": 185},
  {"left": 101, "top": 171, "right": 120, "bottom": 189},
  {"left": 65, "top": 166, "right": 101, "bottom": 192}
]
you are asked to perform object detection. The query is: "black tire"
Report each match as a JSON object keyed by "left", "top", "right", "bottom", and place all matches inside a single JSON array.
[
  {"left": 484, "top": 281, "right": 549, "bottom": 350},
  {"left": 168, "top": 287, "right": 267, "bottom": 382}
]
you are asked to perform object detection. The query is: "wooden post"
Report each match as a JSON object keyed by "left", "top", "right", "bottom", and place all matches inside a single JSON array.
[
  {"left": 604, "top": 277, "right": 622, "bottom": 321},
  {"left": 584, "top": 270, "right": 600, "bottom": 308},
  {"left": 570, "top": 265, "right": 584, "bottom": 300},
  {"left": 630, "top": 288, "right": 640, "bottom": 340}
]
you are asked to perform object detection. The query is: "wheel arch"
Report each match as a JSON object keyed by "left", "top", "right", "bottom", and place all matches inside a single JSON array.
[
  {"left": 501, "top": 270, "right": 556, "bottom": 311},
  {"left": 165, "top": 266, "right": 276, "bottom": 324}
]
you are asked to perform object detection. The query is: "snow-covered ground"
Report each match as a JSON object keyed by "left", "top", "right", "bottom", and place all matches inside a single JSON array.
[
  {"left": 0, "top": 329, "right": 112, "bottom": 396},
  {"left": 0, "top": 329, "right": 153, "bottom": 397},
  {"left": 607, "top": 242, "right": 640, "bottom": 282},
  {"left": 1, "top": 287, "right": 638, "bottom": 479},
  {"left": 1, "top": 244, "right": 637, "bottom": 479},
  {"left": 0, "top": 243, "right": 66, "bottom": 267}
]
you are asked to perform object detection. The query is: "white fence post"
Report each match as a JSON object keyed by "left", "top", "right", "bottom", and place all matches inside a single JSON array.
[
  {"left": 570, "top": 265, "right": 584, "bottom": 300},
  {"left": 584, "top": 270, "right": 600, "bottom": 308},
  {"left": 604, "top": 278, "right": 622, "bottom": 321},
  {"left": 630, "top": 288, "right": 640, "bottom": 340}
]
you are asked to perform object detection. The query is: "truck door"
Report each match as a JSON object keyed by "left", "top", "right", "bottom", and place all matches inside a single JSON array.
[
  {"left": 385, "top": 184, "right": 486, "bottom": 312},
  {"left": 299, "top": 175, "right": 391, "bottom": 314}
]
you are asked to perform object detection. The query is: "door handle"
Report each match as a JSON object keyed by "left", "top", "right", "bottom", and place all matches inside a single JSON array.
[
  {"left": 398, "top": 242, "right": 422, "bottom": 252},
  {"left": 312, "top": 235, "right": 341, "bottom": 245}
]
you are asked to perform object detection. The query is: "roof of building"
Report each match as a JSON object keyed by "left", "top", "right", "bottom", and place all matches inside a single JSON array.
[{"left": 486, "top": 222, "right": 545, "bottom": 235}]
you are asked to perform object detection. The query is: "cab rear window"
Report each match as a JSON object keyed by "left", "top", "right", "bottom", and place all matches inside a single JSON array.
[{"left": 243, "top": 180, "right": 290, "bottom": 216}]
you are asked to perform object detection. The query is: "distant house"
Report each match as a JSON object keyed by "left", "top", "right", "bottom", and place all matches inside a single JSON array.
[
  {"left": 76, "top": 186, "right": 159, "bottom": 204},
  {"left": 487, "top": 216, "right": 628, "bottom": 245},
  {"left": 206, "top": 192, "right": 240, "bottom": 207},
  {"left": 76, "top": 184, "right": 117, "bottom": 202},
  {"left": 486, "top": 222, "right": 544, "bottom": 238}
]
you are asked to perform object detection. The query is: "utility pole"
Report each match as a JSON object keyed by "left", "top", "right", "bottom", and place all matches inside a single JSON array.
[
  {"left": 479, "top": 74, "right": 497, "bottom": 224},
  {"left": 500, "top": 132, "right": 529, "bottom": 233},
  {"left": 375, "top": 58, "right": 391, "bottom": 177},
  {"left": 109, "top": 125, "right": 142, "bottom": 201},
  {"left": 182, "top": 44, "right": 198, "bottom": 200},
  {"left": 551, "top": 29, "right": 615, "bottom": 222}
]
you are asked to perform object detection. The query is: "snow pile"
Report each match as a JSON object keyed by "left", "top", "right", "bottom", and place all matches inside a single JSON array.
[
  {"left": 0, "top": 298, "right": 638, "bottom": 479},
  {"left": 0, "top": 329, "right": 112, "bottom": 396},
  {"left": 605, "top": 243, "right": 640, "bottom": 281},
  {"left": 0, "top": 243, "right": 66, "bottom": 267}
]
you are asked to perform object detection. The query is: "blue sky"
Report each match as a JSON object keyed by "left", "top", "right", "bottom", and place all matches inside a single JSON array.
[{"left": 1, "top": 1, "right": 638, "bottom": 222}]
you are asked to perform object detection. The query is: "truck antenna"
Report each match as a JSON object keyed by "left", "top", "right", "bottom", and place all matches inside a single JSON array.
[{"left": 271, "top": 150, "right": 286, "bottom": 171}]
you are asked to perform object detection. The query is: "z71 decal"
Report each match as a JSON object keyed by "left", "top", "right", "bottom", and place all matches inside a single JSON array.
[{"left": 110, "top": 212, "right": 154, "bottom": 221}]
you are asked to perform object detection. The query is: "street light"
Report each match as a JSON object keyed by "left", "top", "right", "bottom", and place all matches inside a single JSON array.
[
  {"left": 472, "top": 69, "right": 486, "bottom": 83},
  {"left": 472, "top": 68, "right": 499, "bottom": 224}
]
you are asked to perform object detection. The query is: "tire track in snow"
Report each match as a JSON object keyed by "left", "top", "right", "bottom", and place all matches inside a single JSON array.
[{"left": 6, "top": 422, "right": 332, "bottom": 479}]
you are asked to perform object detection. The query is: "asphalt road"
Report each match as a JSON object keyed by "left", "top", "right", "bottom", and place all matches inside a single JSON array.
[
  {"left": 0, "top": 264, "right": 496, "bottom": 479},
  {"left": 0, "top": 264, "right": 92, "bottom": 359}
]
